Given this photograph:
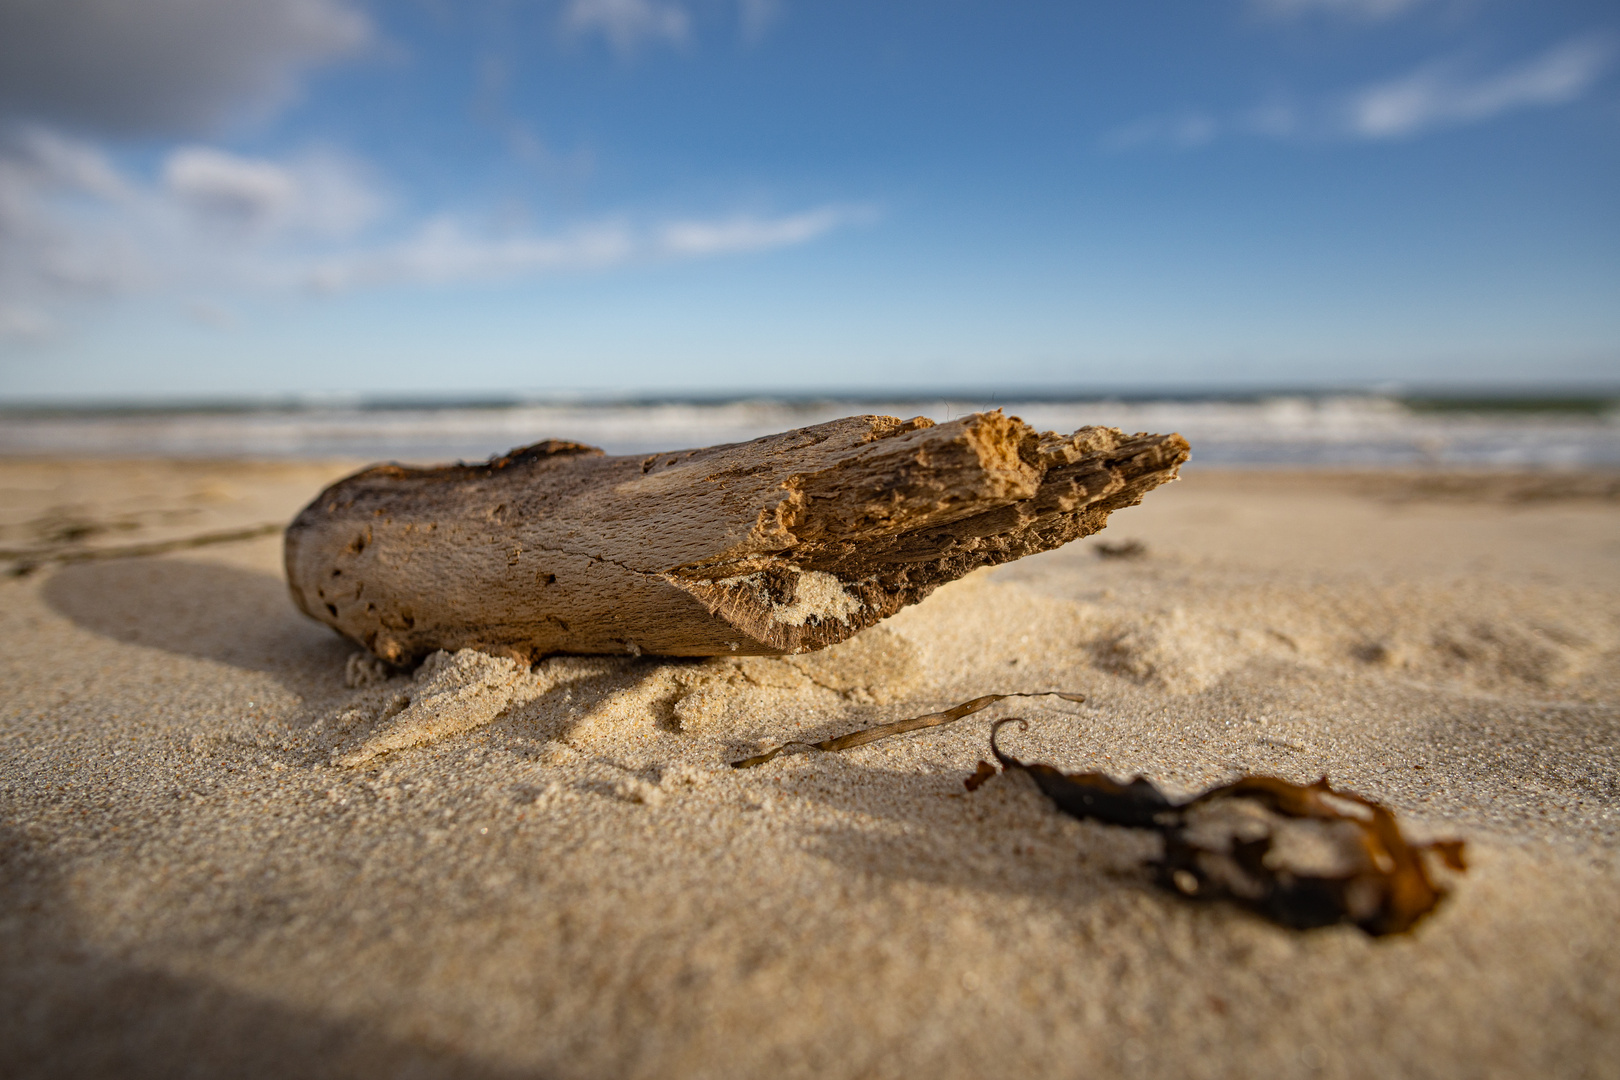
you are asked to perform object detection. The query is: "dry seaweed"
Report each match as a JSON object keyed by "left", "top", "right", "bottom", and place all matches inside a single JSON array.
[
  {"left": 1, "top": 522, "right": 282, "bottom": 576},
  {"left": 730, "top": 692, "right": 1086, "bottom": 769},
  {"left": 988, "top": 718, "right": 1465, "bottom": 935},
  {"left": 728, "top": 688, "right": 1463, "bottom": 935}
]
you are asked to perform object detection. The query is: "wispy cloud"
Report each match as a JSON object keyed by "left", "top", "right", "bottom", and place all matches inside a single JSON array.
[
  {"left": 1346, "top": 37, "right": 1615, "bottom": 138},
  {"left": 306, "top": 219, "right": 638, "bottom": 292},
  {"left": 1101, "top": 112, "right": 1221, "bottom": 152},
  {"left": 563, "top": 0, "right": 691, "bottom": 55},
  {"left": 0, "top": 128, "right": 147, "bottom": 312},
  {"left": 309, "top": 205, "right": 868, "bottom": 292},
  {"left": 560, "top": 0, "right": 786, "bottom": 56},
  {"left": 0, "top": 127, "right": 866, "bottom": 338},
  {"left": 658, "top": 206, "right": 861, "bottom": 256},
  {"left": 737, "top": 0, "right": 784, "bottom": 45},
  {"left": 162, "top": 146, "right": 385, "bottom": 237},
  {"left": 1251, "top": 0, "right": 1437, "bottom": 20},
  {"left": 1105, "top": 36, "right": 1615, "bottom": 151}
]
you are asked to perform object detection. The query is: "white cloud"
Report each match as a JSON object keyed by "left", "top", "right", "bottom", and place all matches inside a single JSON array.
[
  {"left": 0, "top": 127, "right": 866, "bottom": 332},
  {"left": 558, "top": 0, "right": 784, "bottom": 55},
  {"left": 563, "top": 0, "right": 690, "bottom": 55},
  {"left": 1346, "top": 37, "right": 1615, "bottom": 138},
  {"left": 0, "top": 128, "right": 389, "bottom": 319},
  {"left": 1252, "top": 0, "right": 1435, "bottom": 20},
  {"left": 308, "top": 205, "right": 867, "bottom": 292},
  {"left": 1106, "top": 37, "right": 1614, "bottom": 150},
  {"left": 308, "top": 218, "right": 638, "bottom": 292},
  {"left": 0, "top": 0, "right": 371, "bottom": 136},
  {"left": 1, "top": 127, "right": 130, "bottom": 201},
  {"left": 0, "top": 128, "right": 147, "bottom": 303},
  {"left": 658, "top": 206, "right": 858, "bottom": 256},
  {"left": 164, "top": 148, "right": 298, "bottom": 230},
  {"left": 163, "top": 146, "right": 383, "bottom": 236}
]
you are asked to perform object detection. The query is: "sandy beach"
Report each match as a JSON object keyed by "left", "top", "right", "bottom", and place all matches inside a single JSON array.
[{"left": 2, "top": 455, "right": 1617, "bottom": 1079}]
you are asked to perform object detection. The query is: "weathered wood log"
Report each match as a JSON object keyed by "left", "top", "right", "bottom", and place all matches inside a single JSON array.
[{"left": 284, "top": 411, "right": 1189, "bottom": 662}]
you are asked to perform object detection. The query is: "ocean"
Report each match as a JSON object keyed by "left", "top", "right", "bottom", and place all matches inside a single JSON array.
[{"left": 2, "top": 394, "right": 1617, "bottom": 468}]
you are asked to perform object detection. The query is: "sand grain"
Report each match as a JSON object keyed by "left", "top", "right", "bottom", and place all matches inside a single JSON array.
[{"left": 2, "top": 461, "right": 1617, "bottom": 1079}]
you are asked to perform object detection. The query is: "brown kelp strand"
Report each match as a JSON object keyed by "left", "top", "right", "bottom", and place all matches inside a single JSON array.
[{"left": 987, "top": 718, "right": 1467, "bottom": 936}]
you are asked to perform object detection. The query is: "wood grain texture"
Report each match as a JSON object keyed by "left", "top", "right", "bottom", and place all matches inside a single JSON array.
[{"left": 284, "top": 411, "right": 1189, "bottom": 662}]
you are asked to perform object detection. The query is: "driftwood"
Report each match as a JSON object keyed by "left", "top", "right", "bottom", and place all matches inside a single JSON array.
[{"left": 284, "top": 411, "right": 1189, "bottom": 662}]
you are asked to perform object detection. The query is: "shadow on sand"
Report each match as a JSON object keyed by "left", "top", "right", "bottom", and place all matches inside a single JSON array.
[
  {"left": 0, "top": 822, "right": 539, "bottom": 1080},
  {"left": 41, "top": 556, "right": 353, "bottom": 693}
]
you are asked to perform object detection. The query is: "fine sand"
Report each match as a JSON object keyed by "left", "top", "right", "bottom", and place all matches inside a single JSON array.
[{"left": 1, "top": 456, "right": 1617, "bottom": 1079}]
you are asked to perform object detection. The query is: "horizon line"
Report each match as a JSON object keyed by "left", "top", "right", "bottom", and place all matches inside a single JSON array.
[{"left": 3, "top": 383, "right": 1620, "bottom": 417}]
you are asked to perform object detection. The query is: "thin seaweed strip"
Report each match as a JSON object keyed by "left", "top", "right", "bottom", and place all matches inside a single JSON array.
[{"left": 729, "top": 691, "right": 1086, "bottom": 769}]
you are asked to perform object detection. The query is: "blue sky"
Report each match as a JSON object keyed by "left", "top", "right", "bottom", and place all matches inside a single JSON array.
[{"left": 1, "top": 0, "right": 1617, "bottom": 400}]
